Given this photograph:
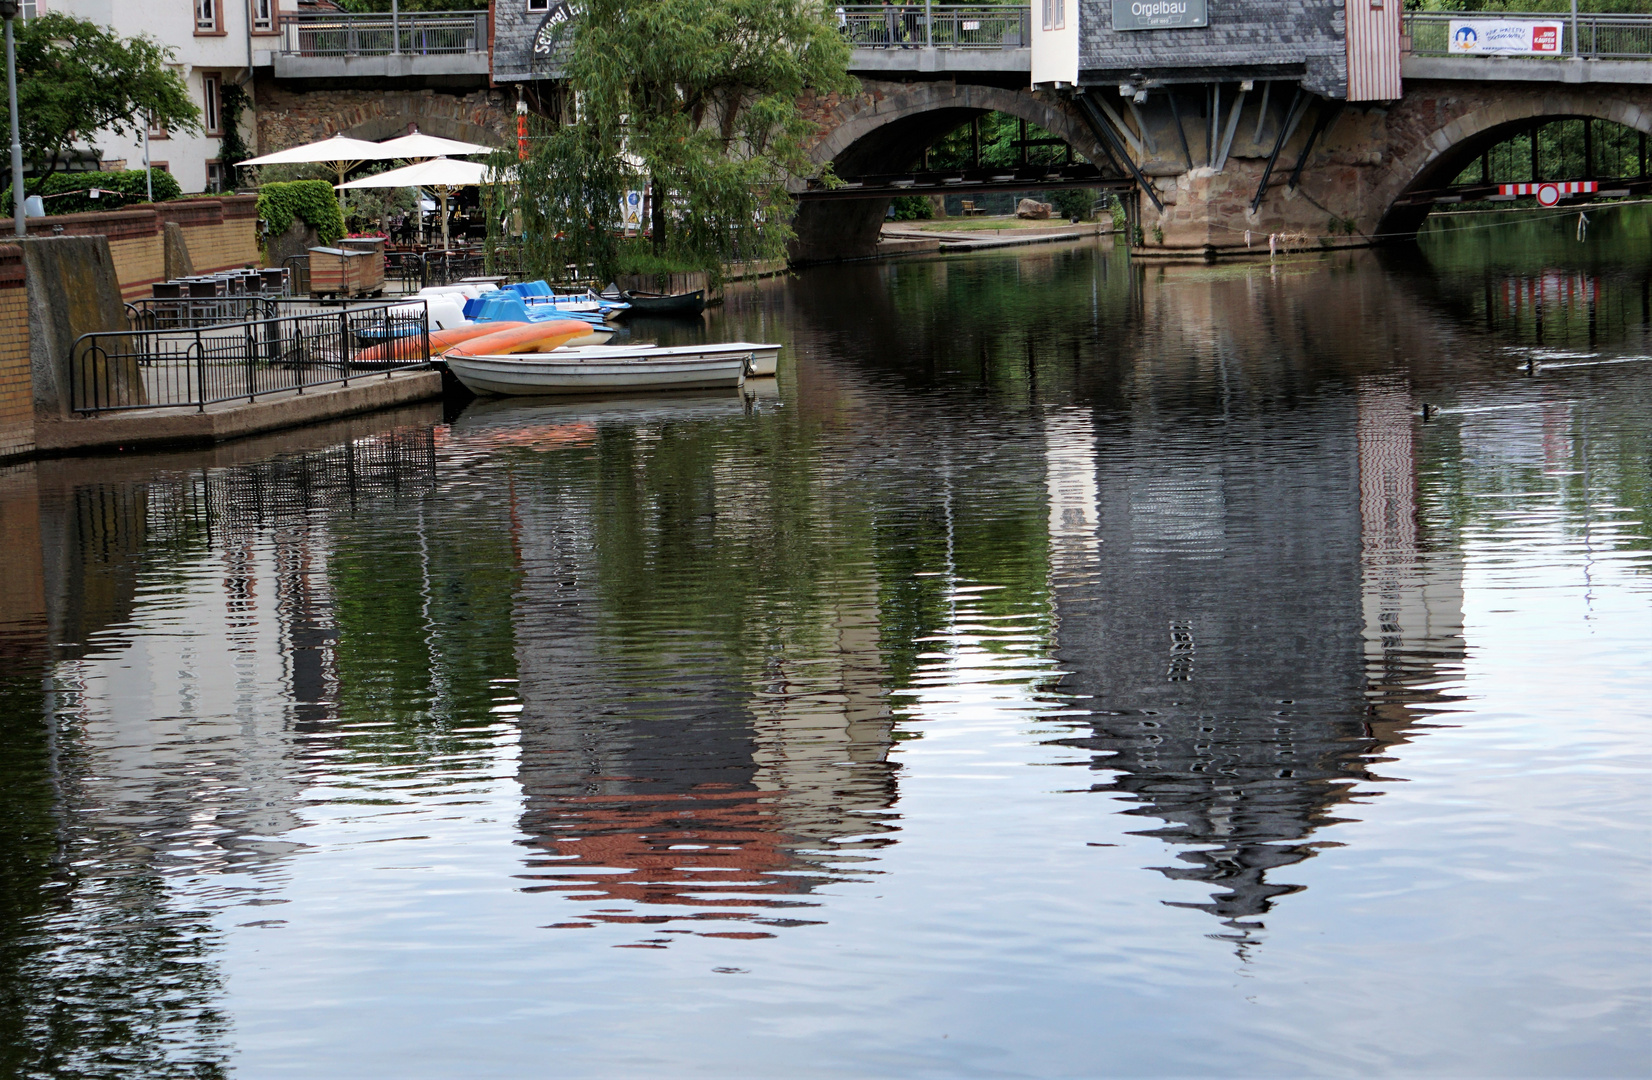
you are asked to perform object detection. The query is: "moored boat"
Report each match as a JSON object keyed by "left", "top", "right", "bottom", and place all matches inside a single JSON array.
[{"left": 446, "top": 347, "right": 750, "bottom": 397}]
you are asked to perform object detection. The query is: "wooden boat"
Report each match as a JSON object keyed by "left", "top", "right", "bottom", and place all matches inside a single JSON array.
[
  {"left": 618, "top": 289, "right": 706, "bottom": 317},
  {"left": 445, "top": 344, "right": 751, "bottom": 397}
]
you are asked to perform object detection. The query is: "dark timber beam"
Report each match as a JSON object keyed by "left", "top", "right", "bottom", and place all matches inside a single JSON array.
[
  {"left": 1074, "top": 91, "right": 1163, "bottom": 212},
  {"left": 1250, "top": 88, "right": 1305, "bottom": 213},
  {"left": 1167, "top": 90, "right": 1195, "bottom": 172},
  {"left": 1287, "top": 101, "right": 1342, "bottom": 191}
]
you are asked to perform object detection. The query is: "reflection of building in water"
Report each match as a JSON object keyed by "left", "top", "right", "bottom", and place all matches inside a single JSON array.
[
  {"left": 505, "top": 438, "right": 897, "bottom": 934},
  {"left": 1050, "top": 380, "right": 1464, "bottom": 936},
  {"left": 0, "top": 421, "right": 440, "bottom": 1072},
  {"left": 13, "top": 426, "right": 439, "bottom": 876}
]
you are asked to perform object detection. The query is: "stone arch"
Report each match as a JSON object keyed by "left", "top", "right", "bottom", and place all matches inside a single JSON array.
[
  {"left": 1375, "top": 87, "right": 1652, "bottom": 236},
  {"left": 792, "top": 79, "right": 1113, "bottom": 262},
  {"left": 254, "top": 86, "right": 513, "bottom": 157}
]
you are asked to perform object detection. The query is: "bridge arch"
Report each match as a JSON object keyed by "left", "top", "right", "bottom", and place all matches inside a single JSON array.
[
  {"left": 792, "top": 79, "right": 1115, "bottom": 262},
  {"left": 1376, "top": 88, "right": 1652, "bottom": 236}
]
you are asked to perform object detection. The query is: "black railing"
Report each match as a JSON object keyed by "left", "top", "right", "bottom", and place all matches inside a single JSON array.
[
  {"left": 71, "top": 303, "right": 430, "bottom": 415},
  {"left": 126, "top": 296, "right": 283, "bottom": 332},
  {"left": 278, "top": 11, "right": 489, "bottom": 57},
  {"left": 839, "top": 4, "right": 1031, "bottom": 48}
]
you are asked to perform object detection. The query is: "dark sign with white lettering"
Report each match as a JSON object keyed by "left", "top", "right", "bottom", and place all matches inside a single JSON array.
[{"left": 1111, "top": 0, "right": 1208, "bottom": 30}]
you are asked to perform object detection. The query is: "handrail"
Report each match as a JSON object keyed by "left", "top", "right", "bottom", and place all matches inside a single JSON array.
[
  {"left": 838, "top": 4, "right": 1031, "bottom": 50},
  {"left": 278, "top": 10, "right": 489, "bottom": 57},
  {"left": 1401, "top": 11, "right": 1652, "bottom": 60}
]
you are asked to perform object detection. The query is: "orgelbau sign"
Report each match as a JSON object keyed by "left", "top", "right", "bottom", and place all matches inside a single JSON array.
[
  {"left": 1112, "top": 0, "right": 1208, "bottom": 31},
  {"left": 1448, "top": 20, "right": 1564, "bottom": 54}
]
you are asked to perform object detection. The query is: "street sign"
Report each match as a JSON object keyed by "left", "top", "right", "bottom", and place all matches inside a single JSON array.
[{"left": 1111, "top": 0, "right": 1208, "bottom": 31}]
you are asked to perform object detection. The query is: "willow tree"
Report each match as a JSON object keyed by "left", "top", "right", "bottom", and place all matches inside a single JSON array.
[{"left": 501, "top": 0, "right": 854, "bottom": 286}]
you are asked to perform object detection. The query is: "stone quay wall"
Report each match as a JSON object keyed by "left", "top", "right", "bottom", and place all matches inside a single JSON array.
[
  {"left": 19, "top": 196, "right": 261, "bottom": 300},
  {"left": 0, "top": 246, "right": 33, "bottom": 461}
]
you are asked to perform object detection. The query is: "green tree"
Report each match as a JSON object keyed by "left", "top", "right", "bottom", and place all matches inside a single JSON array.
[
  {"left": 0, "top": 13, "right": 201, "bottom": 185},
  {"left": 500, "top": 0, "right": 855, "bottom": 286}
]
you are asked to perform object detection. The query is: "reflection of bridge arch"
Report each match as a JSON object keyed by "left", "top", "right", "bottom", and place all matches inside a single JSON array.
[
  {"left": 793, "top": 79, "right": 1115, "bottom": 262},
  {"left": 1376, "top": 89, "right": 1652, "bottom": 236}
]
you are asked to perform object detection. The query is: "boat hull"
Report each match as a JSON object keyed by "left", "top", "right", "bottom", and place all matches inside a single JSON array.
[{"left": 447, "top": 351, "right": 748, "bottom": 397}]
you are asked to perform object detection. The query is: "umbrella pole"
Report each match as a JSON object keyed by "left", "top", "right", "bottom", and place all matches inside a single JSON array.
[{"left": 440, "top": 186, "right": 450, "bottom": 250}]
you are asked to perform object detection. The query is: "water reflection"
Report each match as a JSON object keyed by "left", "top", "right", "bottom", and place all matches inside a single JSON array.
[{"left": 0, "top": 214, "right": 1646, "bottom": 1072}]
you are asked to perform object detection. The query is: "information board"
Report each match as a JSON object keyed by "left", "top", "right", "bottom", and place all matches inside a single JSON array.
[{"left": 1112, "top": 0, "right": 1208, "bottom": 31}]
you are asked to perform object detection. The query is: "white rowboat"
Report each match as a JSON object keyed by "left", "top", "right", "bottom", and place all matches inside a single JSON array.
[{"left": 447, "top": 349, "right": 749, "bottom": 397}]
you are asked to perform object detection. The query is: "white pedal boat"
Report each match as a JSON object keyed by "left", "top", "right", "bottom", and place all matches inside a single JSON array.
[{"left": 446, "top": 343, "right": 760, "bottom": 397}]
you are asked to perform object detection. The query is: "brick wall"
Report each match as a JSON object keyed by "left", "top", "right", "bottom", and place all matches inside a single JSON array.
[
  {"left": 23, "top": 197, "right": 260, "bottom": 300},
  {"left": 0, "top": 246, "right": 33, "bottom": 461}
]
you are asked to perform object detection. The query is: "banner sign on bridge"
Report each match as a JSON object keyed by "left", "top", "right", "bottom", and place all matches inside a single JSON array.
[{"left": 1448, "top": 20, "right": 1564, "bottom": 54}]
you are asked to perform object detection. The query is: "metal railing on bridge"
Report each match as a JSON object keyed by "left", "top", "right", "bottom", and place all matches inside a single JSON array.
[
  {"left": 72, "top": 303, "right": 430, "bottom": 415},
  {"left": 1402, "top": 12, "right": 1652, "bottom": 61},
  {"left": 277, "top": 10, "right": 489, "bottom": 57},
  {"left": 839, "top": 4, "right": 1031, "bottom": 49}
]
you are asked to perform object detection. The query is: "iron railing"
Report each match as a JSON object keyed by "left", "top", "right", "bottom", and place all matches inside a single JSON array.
[
  {"left": 126, "top": 295, "right": 286, "bottom": 332},
  {"left": 839, "top": 4, "right": 1030, "bottom": 48},
  {"left": 278, "top": 11, "right": 489, "bottom": 57},
  {"left": 1402, "top": 12, "right": 1652, "bottom": 60},
  {"left": 71, "top": 303, "right": 430, "bottom": 415}
]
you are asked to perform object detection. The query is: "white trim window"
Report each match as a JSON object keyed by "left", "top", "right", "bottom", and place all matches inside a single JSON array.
[
  {"left": 196, "top": 0, "right": 220, "bottom": 33},
  {"left": 251, "top": 0, "right": 274, "bottom": 33},
  {"left": 203, "top": 74, "right": 222, "bottom": 136},
  {"left": 1042, "top": 0, "right": 1065, "bottom": 31}
]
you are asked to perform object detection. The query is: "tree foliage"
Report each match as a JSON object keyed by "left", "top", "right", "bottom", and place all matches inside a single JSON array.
[
  {"left": 0, "top": 13, "right": 201, "bottom": 184},
  {"left": 498, "top": 0, "right": 856, "bottom": 285}
]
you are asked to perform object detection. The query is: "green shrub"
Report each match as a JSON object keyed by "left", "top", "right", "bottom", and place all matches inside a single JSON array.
[
  {"left": 257, "top": 179, "right": 345, "bottom": 246},
  {"left": 1047, "top": 188, "right": 1094, "bottom": 221},
  {"left": 889, "top": 194, "right": 933, "bottom": 221},
  {"left": 1, "top": 169, "right": 183, "bottom": 215}
]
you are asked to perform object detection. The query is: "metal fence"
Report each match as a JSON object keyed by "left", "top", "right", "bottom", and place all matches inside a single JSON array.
[
  {"left": 1402, "top": 12, "right": 1652, "bottom": 60},
  {"left": 126, "top": 296, "right": 282, "bottom": 332},
  {"left": 278, "top": 11, "right": 489, "bottom": 57},
  {"left": 839, "top": 4, "right": 1030, "bottom": 48},
  {"left": 71, "top": 303, "right": 430, "bottom": 415}
]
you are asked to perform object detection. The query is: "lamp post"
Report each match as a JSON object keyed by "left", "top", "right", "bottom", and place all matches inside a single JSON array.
[{"left": 1, "top": 0, "right": 24, "bottom": 237}]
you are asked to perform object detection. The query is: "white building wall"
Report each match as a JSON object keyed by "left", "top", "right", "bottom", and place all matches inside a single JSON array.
[
  {"left": 33, "top": 0, "right": 261, "bottom": 194},
  {"left": 1032, "top": 0, "right": 1080, "bottom": 87}
]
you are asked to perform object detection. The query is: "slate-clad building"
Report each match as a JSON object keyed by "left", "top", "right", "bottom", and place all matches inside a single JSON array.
[
  {"left": 1036, "top": 0, "right": 1397, "bottom": 101},
  {"left": 493, "top": 0, "right": 577, "bottom": 84},
  {"left": 1079, "top": 0, "right": 1348, "bottom": 97}
]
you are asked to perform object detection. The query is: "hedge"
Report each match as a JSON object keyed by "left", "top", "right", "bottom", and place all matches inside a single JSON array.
[
  {"left": 257, "top": 179, "right": 345, "bottom": 246},
  {"left": 1, "top": 169, "right": 183, "bottom": 215}
]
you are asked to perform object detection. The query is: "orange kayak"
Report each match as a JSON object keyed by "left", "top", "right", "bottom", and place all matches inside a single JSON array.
[
  {"left": 446, "top": 319, "right": 592, "bottom": 358},
  {"left": 351, "top": 322, "right": 529, "bottom": 365}
]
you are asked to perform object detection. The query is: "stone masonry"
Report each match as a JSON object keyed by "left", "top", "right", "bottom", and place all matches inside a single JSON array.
[{"left": 253, "top": 80, "right": 514, "bottom": 155}]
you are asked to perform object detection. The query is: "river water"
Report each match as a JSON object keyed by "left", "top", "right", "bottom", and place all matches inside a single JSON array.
[{"left": 1, "top": 209, "right": 1649, "bottom": 1078}]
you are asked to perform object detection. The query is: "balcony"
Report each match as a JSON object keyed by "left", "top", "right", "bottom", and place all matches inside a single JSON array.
[
  {"left": 841, "top": 4, "right": 1033, "bottom": 76},
  {"left": 257, "top": 11, "right": 491, "bottom": 81}
]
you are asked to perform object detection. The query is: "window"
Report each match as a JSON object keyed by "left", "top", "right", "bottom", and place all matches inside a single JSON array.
[
  {"left": 20, "top": 0, "right": 37, "bottom": 18},
  {"left": 148, "top": 114, "right": 170, "bottom": 140},
  {"left": 196, "top": 0, "right": 220, "bottom": 33},
  {"left": 251, "top": 0, "right": 275, "bottom": 33},
  {"left": 1042, "top": 0, "right": 1065, "bottom": 31},
  {"left": 528, "top": 0, "right": 551, "bottom": 10},
  {"left": 206, "top": 161, "right": 224, "bottom": 194},
  {"left": 203, "top": 74, "right": 221, "bottom": 135}
]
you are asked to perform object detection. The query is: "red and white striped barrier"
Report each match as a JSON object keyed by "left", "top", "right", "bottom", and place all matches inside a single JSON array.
[{"left": 1498, "top": 181, "right": 1598, "bottom": 207}]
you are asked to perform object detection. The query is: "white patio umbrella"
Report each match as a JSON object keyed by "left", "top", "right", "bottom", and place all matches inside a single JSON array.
[
  {"left": 336, "top": 158, "right": 510, "bottom": 249},
  {"left": 240, "top": 132, "right": 403, "bottom": 194},
  {"left": 374, "top": 130, "right": 496, "bottom": 161}
]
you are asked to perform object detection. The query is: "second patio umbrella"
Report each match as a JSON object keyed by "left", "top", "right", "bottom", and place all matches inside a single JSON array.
[{"left": 336, "top": 157, "right": 500, "bottom": 249}]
